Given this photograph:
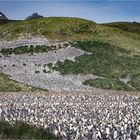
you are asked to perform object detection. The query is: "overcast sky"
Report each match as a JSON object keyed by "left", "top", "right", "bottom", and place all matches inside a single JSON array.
[{"left": 0, "top": 0, "right": 140, "bottom": 23}]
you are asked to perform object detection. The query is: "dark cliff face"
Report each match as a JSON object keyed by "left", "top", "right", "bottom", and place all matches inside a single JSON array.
[
  {"left": 0, "top": 12, "right": 8, "bottom": 20},
  {"left": 25, "top": 13, "right": 43, "bottom": 20}
]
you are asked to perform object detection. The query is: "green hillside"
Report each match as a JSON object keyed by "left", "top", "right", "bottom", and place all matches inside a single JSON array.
[
  {"left": 0, "top": 17, "right": 140, "bottom": 91},
  {"left": 0, "top": 17, "right": 96, "bottom": 41},
  {"left": 103, "top": 22, "right": 140, "bottom": 33},
  {"left": 49, "top": 41, "right": 140, "bottom": 91},
  {"left": 0, "top": 17, "right": 140, "bottom": 53}
]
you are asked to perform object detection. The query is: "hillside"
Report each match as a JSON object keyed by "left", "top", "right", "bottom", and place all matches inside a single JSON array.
[
  {"left": 102, "top": 22, "right": 140, "bottom": 34},
  {"left": 0, "top": 17, "right": 140, "bottom": 53},
  {"left": 0, "top": 17, "right": 96, "bottom": 41},
  {"left": 0, "top": 17, "right": 140, "bottom": 91}
]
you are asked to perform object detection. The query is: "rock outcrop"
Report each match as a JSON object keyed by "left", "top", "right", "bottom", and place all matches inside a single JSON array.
[
  {"left": 0, "top": 11, "right": 8, "bottom": 20},
  {"left": 0, "top": 12, "right": 9, "bottom": 24},
  {"left": 25, "top": 13, "right": 43, "bottom": 20}
]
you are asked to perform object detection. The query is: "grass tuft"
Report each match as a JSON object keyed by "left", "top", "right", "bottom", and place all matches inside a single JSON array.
[
  {"left": 83, "top": 78, "right": 132, "bottom": 91},
  {"left": 0, "top": 121, "right": 60, "bottom": 139}
]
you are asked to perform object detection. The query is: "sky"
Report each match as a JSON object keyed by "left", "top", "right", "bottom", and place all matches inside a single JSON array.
[{"left": 0, "top": 0, "right": 140, "bottom": 23}]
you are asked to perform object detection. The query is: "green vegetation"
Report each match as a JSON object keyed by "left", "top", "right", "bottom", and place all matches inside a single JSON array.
[
  {"left": 0, "top": 121, "right": 60, "bottom": 139},
  {"left": 47, "top": 63, "right": 53, "bottom": 69},
  {"left": 43, "top": 69, "right": 48, "bottom": 73},
  {"left": 51, "top": 41, "right": 139, "bottom": 78},
  {"left": 0, "top": 44, "right": 67, "bottom": 56},
  {"left": 0, "top": 17, "right": 140, "bottom": 53},
  {"left": 35, "top": 71, "right": 40, "bottom": 74},
  {"left": 50, "top": 41, "right": 140, "bottom": 91},
  {"left": 103, "top": 22, "right": 140, "bottom": 34},
  {"left": 0, "top": 17, "right": 140, "bottom": 91},
  {"left": 128, "top": 74, "right": 140, "bottom": 91},
  {"left": 0, "top": 17, "right": 96, "bottom": 41},
  {"left": 0, "top": 73, "right": 45, "bottom": 92},
  {"left": 83, "top": 78, "right": 132, "bottom": 91}
]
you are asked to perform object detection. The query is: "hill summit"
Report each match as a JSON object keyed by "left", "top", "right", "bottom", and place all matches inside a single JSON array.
[{"left": 25, "top": 13, "right": 43, "bottom": 20}]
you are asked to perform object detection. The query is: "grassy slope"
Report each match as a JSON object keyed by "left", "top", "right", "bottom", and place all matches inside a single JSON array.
[
  {"left": 83, "top": 78, "right": 132, "bottom": 91},
  {"left": 0, "top": 73, "right": 45, "bottom": 92},
  {"left": 0, "top": 17, "right": 140, "bottom": 53},
  {"left": 101, "top": 22, "right": 140, "bottom": 53},
  {"left": 0, "top": 17, "right": 140, "bottom": 91},
  {"left": 102, "top": 22, "right": 140, "bottom": 34},
  {"left": 0, "top": 17, "right": 96, "bottom": 41}
]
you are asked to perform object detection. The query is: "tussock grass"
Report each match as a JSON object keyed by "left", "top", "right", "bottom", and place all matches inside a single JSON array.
[
  {"left": 0, "top": 44, "right": 64, "bottom": 56},
  {"left": 51, "top": 41, "right": 140, "bottom": 91},
  {"left": 0, "top": 17, "right": 140, "bottom": 52},
  {"left": 0, "top": 17, "right": 96, "bottom": 41},
  {"left": 102, "top": 22, "right": 140, "bottom": 34},
  {"left": 0, "top": 121, "right": 60, "bottom": 139},
  {"left": 128, "top": 74, "right": 140, "bottom": 91},
  {"left": 83, "top": 78, "right": 132, "bottom": 91}
]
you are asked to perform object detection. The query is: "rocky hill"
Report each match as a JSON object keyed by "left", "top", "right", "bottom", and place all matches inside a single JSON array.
[
  {"left": 25, "top": 13, "right": 43, "bottom": 20},
  {"left": 0, "top": 12, "right": 8, "bottom": 20},
  {"left": 0, "top": 11, "right": 9, "bottom": 24}
]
